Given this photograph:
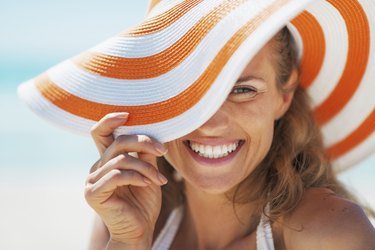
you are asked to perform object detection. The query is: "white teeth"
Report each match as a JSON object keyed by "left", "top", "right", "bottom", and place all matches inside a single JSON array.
[
  {"left": 213, "top": 146, "right": 221, "bottom": 159},
  {"left": 222, "top": 144, "right": 228, "bottom": 153},
  {"left": 199, "top": 144, "right": 204, "bottom": 153},
  {"left": 189, "top": 141, "right": 240, "bottom": 159},
  {"left": 205, "top": 145, "right": 213, "bottom": 155}
]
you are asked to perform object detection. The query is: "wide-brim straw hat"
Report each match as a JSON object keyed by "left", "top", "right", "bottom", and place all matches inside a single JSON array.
[{"left": 18, "top": 0, "right": 375, "bottom": 172}]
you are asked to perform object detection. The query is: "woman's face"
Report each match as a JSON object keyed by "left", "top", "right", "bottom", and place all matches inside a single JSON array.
[{"left": 164, "top": 41, "right": 295, "bottom": 194}]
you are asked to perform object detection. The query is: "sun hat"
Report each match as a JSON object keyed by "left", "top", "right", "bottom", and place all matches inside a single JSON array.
[{"left": 18, "top": 0, "right": 374, "bottom": 172}]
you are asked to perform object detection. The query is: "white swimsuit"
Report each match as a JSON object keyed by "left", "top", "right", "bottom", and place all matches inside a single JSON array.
[{"left": 152, "top": 206, "right": 275, "bottom": 250}]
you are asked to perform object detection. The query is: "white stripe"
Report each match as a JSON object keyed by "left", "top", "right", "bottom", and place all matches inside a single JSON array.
[
  {"left": 305, "top": 0, "right": 349, "bottom": 108},
  {"left": 92, "top": 0, "right": 225, "bottom": 58},
  {"left": 333, "top": 134, "right": 375, "bottom": 173},
  {"left": 320, "top": 0, "right": 375, "bottom": 147},
  {"left": 147, "top": 0, "right": 185, "bottom": 18},
  {"left": 17, "top": 80, "right": 94, "bottom": 136},
  {"left": 321, "top": 80, "right": 375, "bottom": 148},
  {"left": 49, "top": 0, "right": 276, "bottom": 106}
]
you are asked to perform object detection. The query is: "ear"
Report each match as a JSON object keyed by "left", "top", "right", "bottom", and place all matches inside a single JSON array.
[{"left": 274, "top": 69, "right": 298, "bottom": 120}]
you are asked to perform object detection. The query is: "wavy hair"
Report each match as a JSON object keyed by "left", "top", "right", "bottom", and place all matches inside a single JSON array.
[{"left": 157, "top": 27, "right": 367, "bottom": 221}]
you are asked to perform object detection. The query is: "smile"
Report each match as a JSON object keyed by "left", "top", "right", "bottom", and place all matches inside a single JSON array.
[{"left": 188, "top": 141, "right": 240, "bottom": 158}]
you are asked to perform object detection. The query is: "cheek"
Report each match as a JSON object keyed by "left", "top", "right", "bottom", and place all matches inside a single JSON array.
[
  {"left": 232, "top": 98, "right": 276, "bottom": 132},
  {"left": 233, "top": 100, "right": 276, "bottom": 159}
]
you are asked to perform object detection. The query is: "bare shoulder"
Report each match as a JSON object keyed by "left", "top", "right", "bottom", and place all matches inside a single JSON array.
[{"left": 280, "top": 187, "right": 375, "bottom": 250}]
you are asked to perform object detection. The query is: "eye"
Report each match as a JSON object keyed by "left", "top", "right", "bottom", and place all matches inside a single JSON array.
[
  {"left": 228, "top": 85, "right": 259, "bottom": 102},
  {"left": 231, "top": 86, "right": 257, "bottom": 95}
]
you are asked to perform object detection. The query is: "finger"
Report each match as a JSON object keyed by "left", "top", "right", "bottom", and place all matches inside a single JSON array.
[
  {"left": 90, "top": 112, "right": 129, "bottom": 155},
  {"left": 87, "top": 154, "right": 167, "bottom": 186},
  {"left": 137, "top": 152, "right": 169, "bottom": 186},
  {"left": 138, "top": 152, "right": 159, "bottom": 171},
  {"left": 101, "top": 134, "right": 167, "bottom": 165},
  {"left": 89, "top": 159, "right": 102, "bottom": 174},
  {"left": 85, "top": 169, "right": 151, "bottom": 204}
]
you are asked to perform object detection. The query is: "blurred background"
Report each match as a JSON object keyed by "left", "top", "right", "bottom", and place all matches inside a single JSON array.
[{"left": 0, "top": 0, "right": 374, "bottom": 249}]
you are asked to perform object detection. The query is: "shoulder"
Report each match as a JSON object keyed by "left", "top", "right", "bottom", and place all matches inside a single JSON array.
[{"left": 279, "top": 187, "right": 375, "bottom": 250}]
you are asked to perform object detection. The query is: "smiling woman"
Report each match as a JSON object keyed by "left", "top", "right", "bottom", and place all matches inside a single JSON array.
[
  {"left": 164, "top": 40, "right": 294, "bottom": 197},
  {"left": 17, "top": 0, "right": 375, "bottom": 249}
]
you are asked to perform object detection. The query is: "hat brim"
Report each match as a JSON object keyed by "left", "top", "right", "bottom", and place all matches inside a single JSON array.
[{"left": 18, "top": 0, "right": 375, "bottom": 171}]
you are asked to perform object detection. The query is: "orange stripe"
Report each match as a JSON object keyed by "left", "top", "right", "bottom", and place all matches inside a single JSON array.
[
  {"left": 130, "top": 0, "right": 203, "bottom": 36},
  {"left": 38, "top": 0, "right": 290, "bottom": 126},
  {"left": 75, "top": 0, "right": 248, "bottom": 80},
  {"left": 326, "top": 109, "right": 375, "bottom": 160},
  {"left": 314, "top": 0, "right": 370, "bottom": 126},
  {"left": 291, "top": 11, "right": 325, "bottom": 89}
]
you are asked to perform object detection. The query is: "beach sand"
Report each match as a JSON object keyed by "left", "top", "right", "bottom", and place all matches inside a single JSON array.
[
  {"left": 0, "top": 170, "right": 94, "bottom": 250},
  {"left": 0, "top": 92, "right": 97, "bottom": 249}
]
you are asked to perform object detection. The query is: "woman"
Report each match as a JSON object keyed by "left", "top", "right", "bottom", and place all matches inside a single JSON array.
[
  {"left": 84, "top": 28, "right": 375, "bottom": 249},
  {"left": 18, "top": 0, "right": 375, "bottom": 249}
]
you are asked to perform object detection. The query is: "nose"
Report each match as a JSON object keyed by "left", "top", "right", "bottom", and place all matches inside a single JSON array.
[{"left": 196, "top": 103, "right": 230, "bottom": 135}]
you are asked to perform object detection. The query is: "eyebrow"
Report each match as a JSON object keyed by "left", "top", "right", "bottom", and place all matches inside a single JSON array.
[{"left": 235, "top": 75, "right": 265, "bottom": 84}]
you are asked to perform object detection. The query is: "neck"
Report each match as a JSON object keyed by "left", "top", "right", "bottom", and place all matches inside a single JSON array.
[{"left": 181, "top": 183, "right": 260, "bottom": 249}]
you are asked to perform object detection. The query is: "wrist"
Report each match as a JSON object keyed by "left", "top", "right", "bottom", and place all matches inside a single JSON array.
[{"left": 106, "top": 238, "right": 152, "bottom": 250}]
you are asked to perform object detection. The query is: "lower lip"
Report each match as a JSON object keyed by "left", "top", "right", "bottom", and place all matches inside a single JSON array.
[{"left": 184, "top": 141, "right": 244, "bottom": 166}]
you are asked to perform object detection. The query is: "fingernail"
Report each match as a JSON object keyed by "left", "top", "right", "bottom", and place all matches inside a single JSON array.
[
  {"left": 158, "top": 173, "right": 168, "bottom": 185},
  {"left": 155, "top": 142, "right": 168, "bottom": 155},
  {"left": 113, "top": 112, "right": 129, "bottom": 119}
]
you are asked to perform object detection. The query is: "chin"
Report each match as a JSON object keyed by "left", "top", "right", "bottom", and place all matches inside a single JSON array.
[{"left": 183, "top": 172, "right": 242, "bottom": 195}]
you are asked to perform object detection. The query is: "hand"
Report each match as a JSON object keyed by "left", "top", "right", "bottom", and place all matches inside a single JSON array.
[{"left": 84, "top": 113, "right": 168, "bottom": 248}]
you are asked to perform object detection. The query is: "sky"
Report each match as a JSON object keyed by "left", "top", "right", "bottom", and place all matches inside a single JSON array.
[{"left": 0, "top": 0, "right": 148, "bottom": 61}]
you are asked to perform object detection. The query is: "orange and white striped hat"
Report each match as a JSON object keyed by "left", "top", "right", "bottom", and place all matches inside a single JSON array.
[{"left": 18, "top": 0, "right": 374, "bottom": 171}]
